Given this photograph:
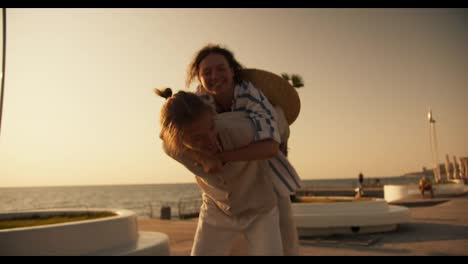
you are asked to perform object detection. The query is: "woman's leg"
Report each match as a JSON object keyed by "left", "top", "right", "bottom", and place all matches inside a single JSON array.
[
  {"left": 276, "top": 193, "right": 300, "bottom": 256},
  {"left": 191, "top": 217, "right": 239, "bottom": 256},
  {"left": 244, "top": 207, "right": 283, "bottom": 256},
  {"left": 191, "top": 201, "right": 239, "bottom": 256}
]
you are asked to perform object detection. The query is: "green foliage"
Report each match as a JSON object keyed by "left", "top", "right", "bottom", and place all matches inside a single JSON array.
[
  {"left": 0, "top": 212, "right": 116, "bottom": 230},
  {"left": 291, "top": 74, "right": 304, "bottom": 88},
  {"left": 281, "top": 72, "right": 304, "bottom": 89}
]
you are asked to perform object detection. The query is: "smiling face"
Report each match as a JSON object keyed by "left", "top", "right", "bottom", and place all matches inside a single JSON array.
[
  {"left": 198, "top": 53, "right": 235, "bottom": 97},
  {"left": 182, "top": 110, "right": 218, "bottom": 154}
]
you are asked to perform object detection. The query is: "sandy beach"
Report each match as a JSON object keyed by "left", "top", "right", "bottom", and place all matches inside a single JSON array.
[{"left": 138, "top": 190, "right": 468, "bottom": 256}]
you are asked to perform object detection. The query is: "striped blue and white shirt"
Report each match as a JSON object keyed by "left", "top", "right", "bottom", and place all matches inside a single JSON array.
[{"left": 196, "top": 81, "right": 302, "bottom": 197}]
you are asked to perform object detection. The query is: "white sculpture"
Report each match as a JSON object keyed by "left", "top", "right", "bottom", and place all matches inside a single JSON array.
[
  {"left": 445, "top": 154, "right": 452, "bottom": 180},
  {"left": 428, "top": 110, "right": 441, "bottom": 182}
]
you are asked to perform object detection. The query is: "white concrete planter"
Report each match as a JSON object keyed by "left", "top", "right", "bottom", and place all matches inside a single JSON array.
[
  {"left": 384, "top": 179, "right": 465, "bottom": 202},
  {"left": 0, "top": 208, "right": 169, "bottom": 256},
  {"left": 384, "top": 185, "right": 411, "bottom": 203},
  {"left": 292, "top": 197, "right": 410, "bottom": 237}
]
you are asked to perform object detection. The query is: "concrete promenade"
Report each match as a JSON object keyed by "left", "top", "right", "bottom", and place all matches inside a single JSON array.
[{"left": 138, "top": 189, "right": 468, "bottom": 256}]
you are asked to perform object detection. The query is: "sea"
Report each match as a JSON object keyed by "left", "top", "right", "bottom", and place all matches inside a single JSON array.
[{"left": 0, "top": 176, "right": 425, "bottom": 218}]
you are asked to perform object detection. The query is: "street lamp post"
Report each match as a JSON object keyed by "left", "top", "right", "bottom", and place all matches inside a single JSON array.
[
  {"left": 428, "top": 110, "right": 441, "bottom": 183},
  {"left": 0, "top": 8, "right": 6, "bottom": 137}
]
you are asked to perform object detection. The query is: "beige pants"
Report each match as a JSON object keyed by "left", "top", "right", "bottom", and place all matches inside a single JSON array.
[
  {"left": 276, "top": 192, "right": 300, "bottom": 256},
  {"left": 191, "top": 200, "right": 283, "bottom": 256},
  {"left": 226, "top": 191, "right": 300, "bottom": 256}
]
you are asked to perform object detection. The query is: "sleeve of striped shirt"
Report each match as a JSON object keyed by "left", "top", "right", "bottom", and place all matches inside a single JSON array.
[{"left": 234, "top": 82, "right": 281, "bottom": 144}]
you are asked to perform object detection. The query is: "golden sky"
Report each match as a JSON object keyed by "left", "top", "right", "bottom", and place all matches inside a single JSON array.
[{"left": 0, "top": 8, "right": 466, "bottom": 187}]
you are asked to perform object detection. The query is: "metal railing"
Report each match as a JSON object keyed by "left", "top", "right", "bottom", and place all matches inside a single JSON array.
[{"left": 1, "top": 197, "right": 203, "bottom": 220}]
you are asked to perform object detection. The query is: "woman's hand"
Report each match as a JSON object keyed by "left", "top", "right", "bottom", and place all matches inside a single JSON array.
[
  {"left": 190, "top": 150, "right": 223, "bottom": 174},
  {"left": 200, "top": 154, "right": 223, "bottom": 174}
]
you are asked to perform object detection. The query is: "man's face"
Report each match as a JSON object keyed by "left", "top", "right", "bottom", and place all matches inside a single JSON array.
[{"left": 182, "top": 111, "right": 218, "bottom": 154}]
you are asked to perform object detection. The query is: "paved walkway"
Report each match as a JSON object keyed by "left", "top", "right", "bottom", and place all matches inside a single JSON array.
[{"left": 138, "top": 192, "right": 468, "bottom": 256}]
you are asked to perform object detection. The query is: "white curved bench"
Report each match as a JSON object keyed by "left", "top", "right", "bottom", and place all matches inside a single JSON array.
[
  {"left": 0, "top": 208, "right": 170, "bottom": 256},
  {"left": 384, "top": 179, "right": 465, "bottom": 202},
  {"left": 292, "top": 197, "right": 411, "bottom": 236}
]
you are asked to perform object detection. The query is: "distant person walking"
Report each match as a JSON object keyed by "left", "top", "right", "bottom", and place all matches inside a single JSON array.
[{"left": 355, "top": 172, "right": 365, "bottom": 198}]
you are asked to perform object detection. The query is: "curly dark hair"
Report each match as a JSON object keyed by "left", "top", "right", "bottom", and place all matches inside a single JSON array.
[{"left": 186, "top": 44, "right": 244, "bottom": 88}]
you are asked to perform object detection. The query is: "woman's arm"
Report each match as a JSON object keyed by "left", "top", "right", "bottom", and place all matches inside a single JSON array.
[
  {"left": 279, "top": 141, "right": 288, "bottom": 157},
  {"left": 185, "top": 149, "right": 223, "bottom": 174},
  {"left": 218, "top": 139, "right": 279, "bottom": 163},
  {"left": 162, "top": 140, "right": 222, "bottom": 175},
  {"left": 214, "top": 82, "right": 280, "bottom": 163}
]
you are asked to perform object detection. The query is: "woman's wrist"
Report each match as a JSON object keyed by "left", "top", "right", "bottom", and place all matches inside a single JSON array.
[{"left": 217, "top": 151, "right": 227, "bottom": 164}]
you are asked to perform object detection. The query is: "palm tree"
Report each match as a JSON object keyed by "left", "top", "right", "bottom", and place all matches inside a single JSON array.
[
  {"left": 281, "top": 72, "right": 304, "bottom": 89},
  {"left": 290, "top": 74, "right": 304, "bottom": 88}
]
